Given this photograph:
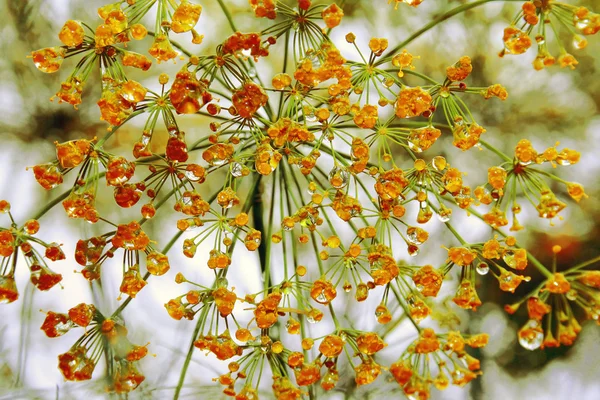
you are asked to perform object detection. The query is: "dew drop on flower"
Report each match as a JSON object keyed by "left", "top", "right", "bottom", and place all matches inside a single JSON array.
[
  {"left": 328, "top": 166, "right": 350, "bottom": 189},
  {"left": 432, "top": 156, "right": 447, "bottom": 171},
  {"left": 556, "top": 158, "right": 572, "bottom": 166},
  {"left": 407, "top": 244, "right": 419, "bottom": 257},
  {"left": 502, "top": 250, "right": 516, "bottom": 268},
  {"left": 437, "top": 212, "right": 451, "bottom": 222},
  {"left": 518, "top": 319, "right": 543, "bottom": 350},
  {"left": 575, "top": 17, "right": 591, "bottom": 31},
  {"left": 215, "top": 277, "right": 229, "bottom": 288},
  {"left": 406, "top": 227, "right": 425, "bottom": 244},
  {"left": 316, "top": 291, "right": 328, "bottom": 303},
  {"left": 407, "top": 139, "right": 423, "bottom": 153},
  {"left": 343, "top": 281, "right": 352, "bottom": 292},
  {"left": 476, "top": 262, "right": 489, "bottom": 275},
  {"left": 305, "top": 113, "right": 317, "bottom": 123},
  {"left": 231, "top": 162, "right": 244, "bottom": 178}
]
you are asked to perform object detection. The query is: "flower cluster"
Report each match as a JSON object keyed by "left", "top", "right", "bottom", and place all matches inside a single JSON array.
[
  {"left": 0, "top": 201, "right": 64, "bottom": 302},
  {"left": 6, "top": 0, "right": 600, "bottom": 398},
  {"left": 41, "top": 305, "right": 149, "bottom": 393},
  {"left": 500, "top": 1, "right": 600, "bottom": 69},
  {"left": 506, "top": 246, "right": 600, "bottom": 350}
]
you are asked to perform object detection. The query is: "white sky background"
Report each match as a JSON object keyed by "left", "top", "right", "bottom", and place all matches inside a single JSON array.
[{"left": 1, "top": 0, "right": 600, "bottom": 399}]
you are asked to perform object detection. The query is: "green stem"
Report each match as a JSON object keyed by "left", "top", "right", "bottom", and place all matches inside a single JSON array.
[
  {"left": 216, "top": 0, "right": 237, "bottom": 33},
  {"left": 173, "top": 309, "right": 206, "bottom": 400},
  {"left": 480, "top": 139, "right": 512, "bottom": 163},
  {"left": 568, "top": 255, "right": 600, "bottom": 273},
  {"left": 377, "top": 0, "right": 522, "bottom": 66}
]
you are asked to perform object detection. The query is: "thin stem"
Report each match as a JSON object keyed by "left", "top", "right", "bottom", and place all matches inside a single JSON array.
[
  {"left": 377, "top": 0, "right": 522, "bottom": 66},
  {"left": 480, "top": 139, "right": 512, "bottom": 163},
  {"left": 216, "top": 0, "right": 237, "bottom": 33},
  {"left": 173, "top": 310, "right": 205, "bottom": 400}
]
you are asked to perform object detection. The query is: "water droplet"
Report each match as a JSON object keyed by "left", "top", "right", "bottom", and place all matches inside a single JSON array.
[
  {"left": 305, "top": 113, "right": 317, "bottom": 122},
  {"left": 451, "top": 369, "right": 465, "bottom": 381},
  {"left": 328, "top": 166, "right": 350, "bottom": 189},
  {"left": 432, "top": 156, "right": 447, "bottom": 171},
  {"left": 215, "top": 277, "right": 228, "bottom": 288},
  {"left": 417, "top": 206, "right": 433, "bottom": 224},
  {"left": 407, "top": 244, "right": 419, "bottom": 257},
  {"left": 518, "top": 319, "right": 543, "bottom": 351},
  {"left": 406, "top": 227, "right": 421, "bottom": 244},
  {"left": 407, "top": 139, "right": 423, "bottom": 153},
  {"left": 407, "top": 393, "right": 426, "bottom": 400},
  {"left": 437, "top": 211, "right": 451, "bottom": 222},
  {"left": 575, "top": 18, "right": 591, "bottom": 31},
  {"left": 316, "top": 291, "right": 328, "bottom": 303},
  {"left": 343, "top": 281, "right": 352, "bottom": 292},
  {"left": 231, "top": 162, "right": 243, "bottom": 178},
  {"left": 476, "top": 262, "right": 489, "bottom": 275},
  {"left": 503, "top": 250, "right": 516, "bottom": 268}
]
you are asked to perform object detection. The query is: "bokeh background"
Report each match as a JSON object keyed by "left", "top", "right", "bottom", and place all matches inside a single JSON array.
[{"left": 1, "top": 0, "right": 599, "bottom": 399}]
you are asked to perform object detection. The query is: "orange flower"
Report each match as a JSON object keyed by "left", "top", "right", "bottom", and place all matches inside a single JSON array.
[
  {"left": 0, "top": 275, "right": 18, "bottom": 304},
  {"left": 249, "top": 0, "right": 276, "bottom": 19},
  {"left": 213, "top": 287, "right": 237, "bottom": 317},
  {"left": 310, "top": 278, "right": 337, "bottom": 305},
  {"left": 453, "top": 280, "right": 482, "bottom": 310},
  {"left": 390, "top": 360, "right": 413, "bottom": 386},
  {"left": 394, "top": 87, "right": 432, "bottom": 118},
  {"left": 58, "top": 347, "right": 95, "bottom": 381},
  {"left": 545, "top": 272, "right": 570, "bottom": 294},
  {"left": 111, "top": 222, "right": 150, "bottom": 251},
  {"left": 502, "top": 27, "right": 532, "bottom": 54},
  {"left": 356, "top": 332, "right": 386, "bottom": 355},
  {"left": 447, "top": 247, "right": 476, "bottom": 266},
  {"left": 119, "top": 265, "right": 147, "bottom": 298},
  {"left": 319, "top": 334, "right": 344, "bottom": 358},
  {"left": 412, "top": 265, "right": 443, "bottom": 297},
  {"left": 171, "top": 1, "right": 202, "bottom": 33},
  {"left": 41, "top": 311, "right": 71, "bottom": 337},
  {"left": 497, "top": 268, "right": 530, "bottom": 293},
  {"left": 407, "top": 126, "right": 441, "bottom": 152},
  {"left": 148, "top": 34, "right": 178, "bottom": 62},
  {"left": 58, "top": 20, "right": 85, "bottom": 47},
  {"left": 579, "top": 271, "right": 600, "bottom": 288},
  {"left": 68, "top": 303, "right": 96, "bottom": 327},
  {"left": 446, "top": 56, "right": 472, "bottom": 81},
  {"left": 414, "top": 328, "right": 440, "bottom": 353},
  {"left": 254, "top": 292, "right": 282, "bottom": 329},
  {"left": 527, "top": 297, "right": 551, "bottom": 320},
  {"left": 354, "top": 360, "right": 381, "bottom": 386},
  {"left": 322, "top": 4, "right": 344, "bottom": 28},
  {"left": 294, "top": 363, "right": 321, "bottom": 386},
  {"left": 232, "top": 82, "right": 268, "bottom": 119},
  {"left": 31, "top": 47, "right": 66, "bottom": 73}
]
